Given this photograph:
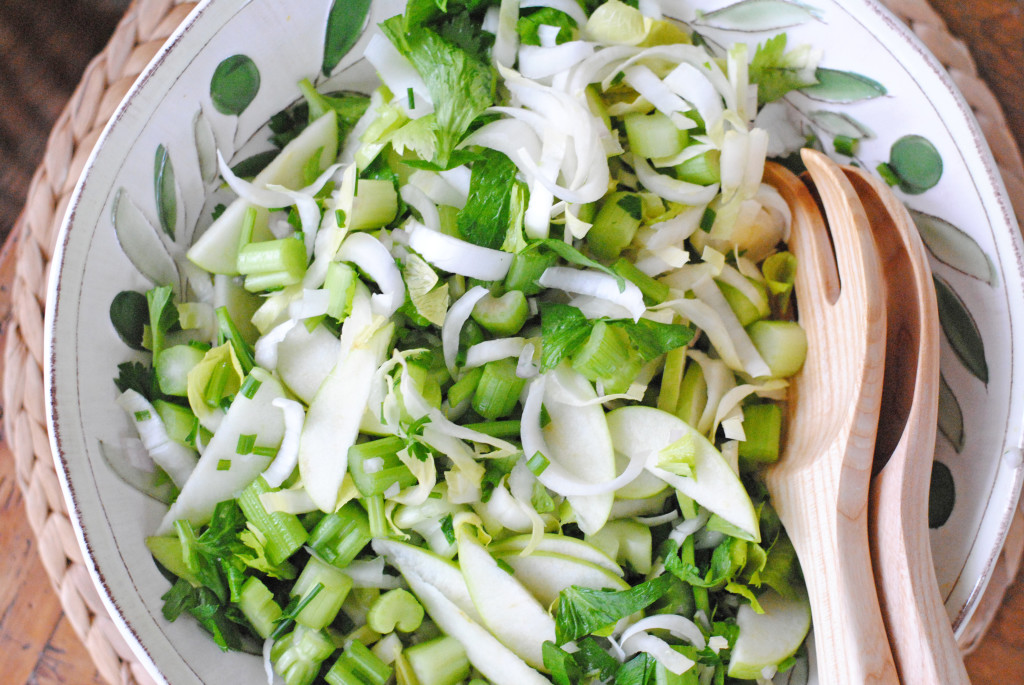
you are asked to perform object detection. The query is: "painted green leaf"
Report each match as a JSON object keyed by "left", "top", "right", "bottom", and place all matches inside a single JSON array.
[
  {"left": 99, "top": 440, "right": 175, "bottom": 504},
  {"left": 933, "top": 274, "right": 988, "bottom": 384},
  {"left": 193, "top": 108, "right": 218, "bottom": 184},
  {"left": 928, "top": 461, "right": 955, "bottom": 529},
  {"left": 694, "top": 0, "right": 821, "bottom": 31},
  {"left": 323, "top": 0, "right": 373, "bottom": 76},
  {"left": 807, "top": 110, "right": 874, "bottom": 139},
  {"left": 910, "top": 209, "right": 997, "bottom": 286},
  {"left": 937, "top": 373, "right": 965, "bottom": 453},
  {"left": 800, "top": 68, "right": 887, "bottom": 102},
  {"left": 210, "top": 54, "right": 260, "bottom": 116},
  {"left": 109, "top": 290, "right": 149, "bottom": 351},
  {"left": 889, "top": 134, "right": 943, "bottom": 195},
  {"left": 111, "top": 189, "right": 180, "bottom": 292},
  {"left": 154, "top": 144, "right": 177, "bottom": 240}
]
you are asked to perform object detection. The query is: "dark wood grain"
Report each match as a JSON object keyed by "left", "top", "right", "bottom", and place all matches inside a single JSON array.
[{"left": 0, "top": 1, "right": 1020, "bottom": 683}]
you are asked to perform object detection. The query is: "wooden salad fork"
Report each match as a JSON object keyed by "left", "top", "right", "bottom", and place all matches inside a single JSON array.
[
  {"left": 844, "top": 166, "right": 972, "bottom": 684},
  {"left": 762, "top": 149, "right": 898, "bottom": 684}
]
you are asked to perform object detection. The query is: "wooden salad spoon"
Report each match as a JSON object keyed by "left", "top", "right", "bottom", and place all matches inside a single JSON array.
[
  {"left": 844, "top": 166, "right": 971, "bottom": 684},
  {"left": 762, "top": 150, "right": 898, "bottom": 684}
]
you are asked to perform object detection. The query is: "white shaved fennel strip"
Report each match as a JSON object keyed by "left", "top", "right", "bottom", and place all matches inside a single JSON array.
[
  {"left": 408, "top": 222, "right": 513, "bottom": 280},
  {"left": 337, "top": 232, "right": 406, "bottom": 318},
  {"left": 518, "top": 41, "right": 596, "bottom": 80},
  {"left": 464, "top": 337, "right": 528, "bottom": 369},
  {"left": 375, "top": 539, "right": 549, "bottom": 685},
  {"left": 157, "top": 368, "right": 288, "bottom": 533},
  {"left": 442, "top": 285, "right": 489, "bottom": 374},
  {"left": 539, "top": 266, "right": 646, "bottom": 321},
  {"left": 299, "top": 322, "right": 394, "bottom": 512},
  {"left": 116, "top": 390, "right": 196, "bottom": 488},
  {"left": 621, "top": 632, "right": 695, "bottom": 675},
  {"left": 620, "top": 614, "right": 707, "bottom": 650},
  {"left": 261, "top": 398, "right": 305, "bottom": 488}
]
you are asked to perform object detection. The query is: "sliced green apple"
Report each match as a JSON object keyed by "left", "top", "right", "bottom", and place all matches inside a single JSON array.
[
  {"left": 727, "top": 590, "right": 811, "bottom": 680},
  {"left": 606, "top": 405, "right": 760, "bottom": 542},
  {"left": 494, "top": 551, "right": 629, "bottom": 606},
  {"left": 458, "top": 529, "right": 556, "bottom": 670},
  {"left": 275, "top": 322, "right": 341, "bottom": 403},
  {"left": 488, "top": 533, "right": 623, "bottom": 576},
  {"left": 541, "top": 365, "right": 616, "bottom": 535},
  {"left": 372, "top": 539, "right": 480, "bottom": 623}
]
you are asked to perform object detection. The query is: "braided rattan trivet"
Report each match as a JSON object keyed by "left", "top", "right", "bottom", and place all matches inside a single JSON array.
[{"left": 4, "top": 0, "right": 1021, "bottom": 682}]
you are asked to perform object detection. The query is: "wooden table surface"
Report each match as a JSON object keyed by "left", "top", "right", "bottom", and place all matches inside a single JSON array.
[{"left": 1, "top": 1, "right": 1022, "bottom": 683}]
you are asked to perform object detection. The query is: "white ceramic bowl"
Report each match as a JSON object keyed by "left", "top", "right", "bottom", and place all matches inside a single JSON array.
[{"left": 46, "top": 0, "right": 1024, "bottom": 682}]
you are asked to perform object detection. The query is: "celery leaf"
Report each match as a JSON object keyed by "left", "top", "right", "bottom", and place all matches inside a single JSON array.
[{"left": 458, "top": 149, "right": 520, "bottom": 249}]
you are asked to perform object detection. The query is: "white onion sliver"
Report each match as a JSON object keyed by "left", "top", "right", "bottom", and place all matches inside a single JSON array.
[
  {"left": 539, "top": 266, "right": 646, "bottom": 321},
  {"left": 338, "top": 232, "right": 406, "bottom": 318},
  {"left": 400, "top": 183, "right": 441, "bottom": 232},
  {"left": 669, "top": 509, "right": 711, "bottom": 545},
  {"left": 346, "top": 557, "right": 402, "bottom": 589},
  {"left": 442, "top": 285, "right": 489, "bottom": 373},
  {"left": 621, "top": 613, "right": 707, "bottom": 650},
  {"left": 262, "top": 398, "right": 305, "bottom": 488},
  {"left": 633, "top": 154, "right": 720, "bottom": 206},
  {"left": 516, "top": 342, "right": 538, "bottom": 379},
  {"left": 519, "top": 41, "right": 596, "bottom": 80},
  {"left": 365, "top": 34, "right": 433, "bottom": 117},
  {"left": 409, "top": 222, "right": 513, "bottom": 281},
  {"left": 464, "top": 337, "right": 528, "bottom": 369},
  {"left": 621, "top": 632, "right": 696, "bottom": 675}
]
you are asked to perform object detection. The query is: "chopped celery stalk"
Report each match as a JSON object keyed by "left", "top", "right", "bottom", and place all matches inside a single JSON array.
[
  {"left": 746, "top": 320, "right": 808, "bottom": 378},
  {"left": 325, "top": 261, "right": 357, "bottom": 321},
  {"left": 155, "top": 344, "right": 207, "bottom": 396},
  {"left": 238, "top": 476, "right": 309, "bottom": 566},
  {"left": 348, "top": 437, "right": 418, "bottom": 497},
  {"left": 503, "top": 249, "right": 556, "bottom": 295},
  {"left": 762, "top": 251, "right": 797, "bottom": 315},
  {"left": 291, "top": 555, "right": 354, "bottom": 630},
  {"left": 612, "top": 257, "right": 670, "bottom": 304},
  {"left": 351, "top": 179, "right": 399, "bottom": 230},
  {"left": 471, "top": 358, "right": 526, "bottom": 420},
  {"left": 587, "top": 191, "right": 643, "bottom": 261},
  {"left": 460, "top": 419, "right": 521, "bottom": 438},
  {"left": 363, "top": 495, "right": 388, "bottom": 539},
  {"left": 675, "top": 360, "right": 707, "bottom": 428},
  {"left": 272, "top": 624, "right": 337, "bottom": 685},
  {"left": 657, "top": 347, "right": 687, "bottom": 414},
  {"left": 447, "top": 366, "right": 483, "bottom": 409},
  {"left": 145, "top": 535, "right": 198, "bottom": 585},
  {"left": 584, "top": 519, "right": 653, "bottom": 575},
  {"left": 404, "top": 636, "right": 471, "bottom": 685},
  {"left": 238, "top": 576, "right": 283, "bottom": 639},
  {"left": 308, "top": 501, "right": 373, "bottom": 569},
  {"left": 471, "top": 290, "right": 529, "bottom": 336},
  {"left": 238, "top": 237, "right": 307, "bottom": 292},
  {"left": 657, "top": 432, "right": 698, "bottom": 478},
  {"left": 325, "top": 639, "right": 394, "bottom": 685},
  {"left": 738, "top": 402, "right": 783, "bottom": 463},
  {"left": 216, "top": 306, "right": 255, "bottom": 374},
  {"left": 366, "top": 588, "right": 424, "bottom": 633},
  {"left": 571, "top": 321, "right": 641, "bottom": 394},
  {"left": 717, "top": 279, "right": 768, "bottom": 327},
  {"left": 152, "top": 399, "right": 207, "bottom": 449},
  {"left": 237, "top": 205, "right": 258, "bottom": 252},
  {"left": 674, "top": 149, "right": 721, "bottom": 186},
  {"left": 624, "top": 111, "right": 688, "bottom": 160}
]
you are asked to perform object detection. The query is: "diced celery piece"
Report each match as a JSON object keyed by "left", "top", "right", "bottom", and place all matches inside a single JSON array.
[
  {"left": 504, "top": 249, "right": 556, "bottom": 295},
  {"left": 308, "top": 501, "right": 372, "bottom": 569},
  {"left": 145, "top": 535, "right": 198, "bottom": 585},
  {"left": 587, "top": 191, "right": 643, "bottom": 261},
  {"left": 675, "top": 360, "right": 707, "bottom": 428},
  {"left": 350, "top": 179, "right": 399, "bottom": 230},
  {"left": 348, "top": 437, "right": 418, "bottom": 497},
  {"left": 471, "top": 290, "right": 529, "bottom": 336},
  {"left": 612, "top": 257, "right": 670, "bottom": 304},
  {"left": 624, "top": 111, "right": 688, "bottom": 160},
  {"left": 447, "top": 366, "right": 483, "bottom": 409},
  {"left": 325, "top": 639, "right": 393, "bottom": 685},
  {"left": 291, "top": 555, "right": 354, "bottom": 630},
  {"left": 674, "top": 149, "right": 721, "bottom": 185},
  {"left": 717, "top": 278, "right": 768, "bottom": 327},
  {"left": 238, "top": 476, "right": 309, "bottom": 566},
  {"left": 366, "top": 588, "right": 424, "bottom": 633},
  {"left": 238, "top": 237, "right": 308, "bottom": 292},
  {"left": 153, "top": 399, "right": 207, "bottom": 448},
  {"left": 746, "top": 320, "right": 807, "bottom": 378},
  {"left": 325, "top": 262, "right": 357, "bottom": 321},
  {"left": 571, "top": 321, "right": 642, "bottom": 394},
  {"left": 404, "top": 636, "right": 471, "bottom": 685},
  {"left": 472, "top": 358, "right": 526, "bottom": 420},
  {"left": 272, "top": 624, "right": 337, "bottom": 685},
  {"left": 657, "top": 347, "right": 687, "bottom": 414},
  {"left": 238, "top": 576, "right": 283, "bottom": 639},
  {"left": 155, "top": 344, "right": 206, "bottom": 396},
  {"left": 738, "top": 402, "right": 783, "bottom": 463}
]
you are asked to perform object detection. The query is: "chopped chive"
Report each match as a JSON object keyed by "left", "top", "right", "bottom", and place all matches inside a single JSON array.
[
  {"left": 699, "top": 207, "right": 716, "bottom": 232},
  {"left": 134, "top": 410, "right": 151, "bottom": 422},
  {"left": 440, "top": 514, "right": 455, "bottom": 545},
  {"left": 237, "top": 434, "right": 257, "bottom": 455},
  {"left": 407, "top": 86, "right": 415, "bottom": 110},
  {"left": 270, "top": 582, "right": 324, "bottom": 640},
  {"left": 215, "top": 306, "right": 255, "bottom": 374},
  {"left": 253, "top": 445, "right": 279, "bottom": 458},
  {"left": 217, "top": 459, "right": 231, "bottom": 471},
  {"left": 240, "top": 375, "right": 262, "bottom": 399},
  {"left": 526, "top": 452, "right": 550, "bottom": 476}
]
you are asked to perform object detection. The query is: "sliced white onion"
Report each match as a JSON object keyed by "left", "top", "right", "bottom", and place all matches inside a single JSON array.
[
  {"left": 519, "top": 41, "right": 596, "bottom": 80},
  {"left": 537, "top": 24, "right": 561, "bottom": 48},
  {"left": 338, "top": 232, "right": 406, "bottom": 318},
  {"left": 664, "top": 62, "right": 725, "bottom": 132},
  {"left": 289, "top": 288, "right": 331, "bottom": 320},
  {"left": 635, "top": 510, "right": 680, "bottom": 527},
  {"left": 686, "top": 350, "right": 737, "bottom": 436},
  {"left": 517, "top": 341, "right": 539, "bottom": 379},
  {"left": 217, "top": 150, "right": 340, "bottom": 209},
  {"left": 409, "top": 222, "right": 513, "bottom": 281},
  {"left": 668, "top": 509, "right": 711, "bottom": 545},
  {"left": 263, "top": 638, "right": 276, "bottom": 685},
  {"left": 116, "top": 390, "right": 196, "bottom": 488},
  {"left": 623, "top": 64, "right": 693, "bottom": 127},
  {"left": 621, "top": 614, "right": 707, "bottom": 650},
  {"left": 461, "top": 119, "right": 542, "bottom": 176},
  {"left": 539, "top": 266, "right": 646, "bottom": 321},
  {"left": 690, "top": 275, "right": 771, "bottom": 378},
  {"left": 569, "top": 294, "right": 634, "bottom": 320},
  {"left": 621, "top": 632, "right": 696, "bottom": 675},
  {"left": 464, "top": 337, "right": 528, "bottom": 369},
  {"left": 400, "top": 183, "right": 441, "bottom": 232},
  {"left": 442, "top": 285, "right": 490, "bottom": 373},
  {"left": 262, "top": 398, "right": 305, "bottom": 487},
  {"left": 409, "top": 169, "right": 468, "bottom": 209},
  {"left": 633, "top": 154, "right": 720, "bottom": 206},
  {"left": 492, "top": 0, "right": 521, "bottom": 68},
  {"left": 641, "top": 205, "right": 704, "bottom": 251},
  {"left": 716, "top": 262, "right": 769, "bottom": 317}
]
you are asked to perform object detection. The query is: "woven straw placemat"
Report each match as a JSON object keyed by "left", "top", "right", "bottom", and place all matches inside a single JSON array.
[{"left": 3, "top": 0, "right": 1021, "bottom": 683}]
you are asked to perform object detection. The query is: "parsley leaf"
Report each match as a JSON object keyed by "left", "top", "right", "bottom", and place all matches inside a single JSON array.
[
  {"left": 114, "top": 361, "right": 158, "bottom": 399},
  {"left": 457, "top": 149, "right": 521, "bottom": 249},
  {"left": 554, "top": 573, "right": 679, "bottom": 644},
  {"left": 608, "top": 318, "right": 695, "bottom": 362},
  {"left": 749, "top": 34, "right": 820, "bottom": 105},
  {"left": 518, "top": 8, "right": 577, "bottom": 46},
  {"left": 540, "top": 303, "right": 593, "bottom": 372}
]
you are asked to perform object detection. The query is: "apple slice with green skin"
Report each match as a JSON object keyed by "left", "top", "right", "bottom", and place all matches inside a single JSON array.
[
  {"left": 372, "top": 539, "right": 481, "bottom": 623},
  {"left": 487, "top": 533, "right": 623, "bottom": 576},
  {"left": 275, "top": 322, "right": 341, "bottom": 404},
  {"left": 378, "top": 546, "right": 550, "bottom": 685},
  {"left": 606, "top": 405, "right": 760, "bottom": 542},
  {"left": 458, "top": 528, "right": 556, "bottom": 670},
  {"left": 541, "top": 365, "right": 616, "bottom": 535},
  {"left": 299, "top": 322, "right": 393, "bottom": 512},
  {"left": 187, "top": 110, "right": 339, "bottom": 274},
  {"left": 728, "top": 590, "right": 812, "bottom": 680},
  {"left": 493, "top": 550, "right": 629, "bottom": 607},
  {"left": 612, "top": 450, "right": 669, "bottom": 500}
]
